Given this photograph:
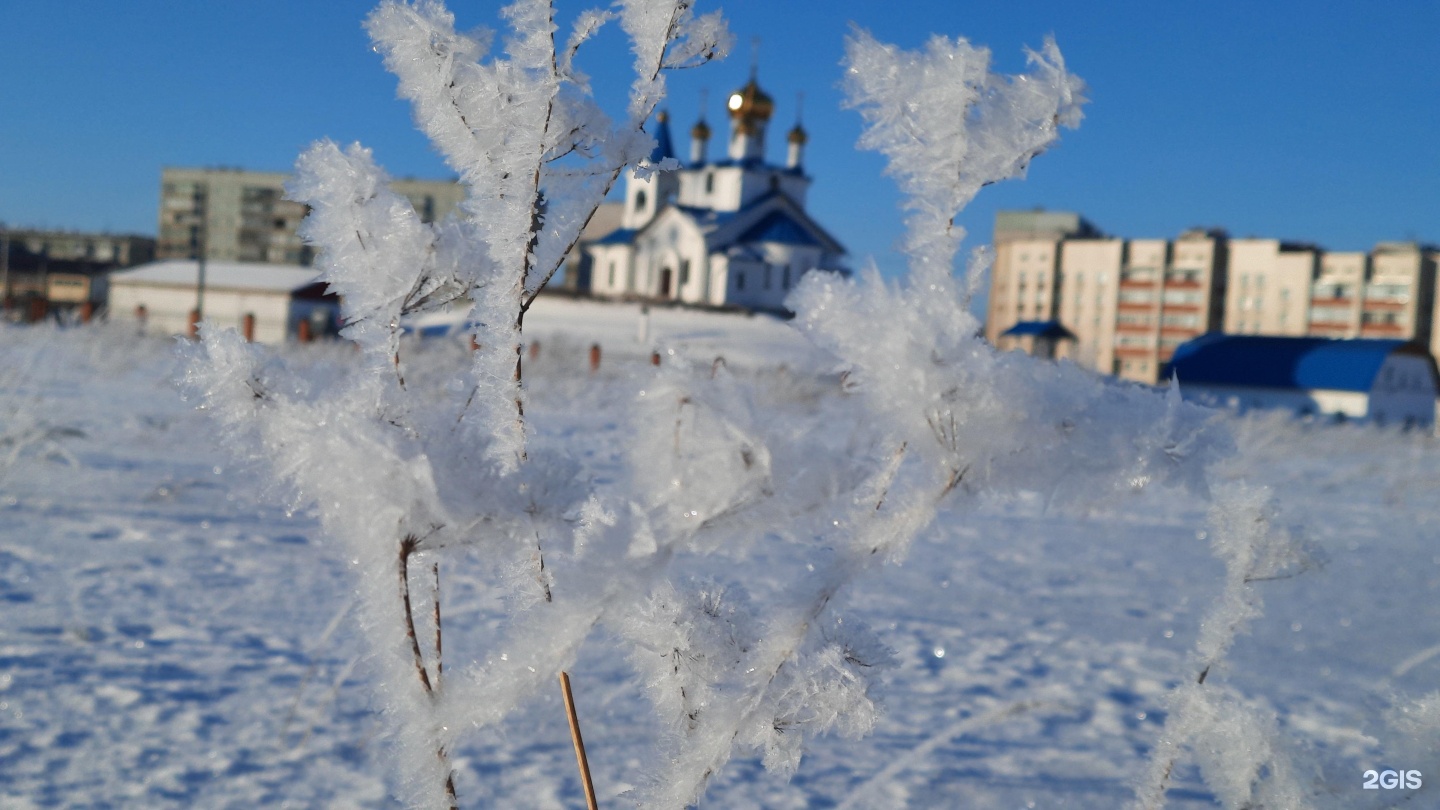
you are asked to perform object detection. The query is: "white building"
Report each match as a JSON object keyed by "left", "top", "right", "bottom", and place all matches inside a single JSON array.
[
  {"left": 587, "top": 75, "right": 846, "bottom": 311},
  {"left": 108, "top": 260, "right": 338, "bottom": 344}
]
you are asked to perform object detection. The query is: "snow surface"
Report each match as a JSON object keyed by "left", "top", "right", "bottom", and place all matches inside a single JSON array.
[{"left": 4, "top": 316, "right": 1439, "bottom": 808}]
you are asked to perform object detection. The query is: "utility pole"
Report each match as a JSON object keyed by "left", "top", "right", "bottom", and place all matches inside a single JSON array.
[
  {"left": 0, "top": 221, "right": 9, "bottom": 314},
  {"left": 192, "top": 190, "right": 207, "bottom": 321}
]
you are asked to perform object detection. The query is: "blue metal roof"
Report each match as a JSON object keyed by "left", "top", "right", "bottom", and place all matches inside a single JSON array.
[
  {"left": 1164, "top": 334, "right": 1421, "bottom": 392},
  {"left": 649, "top": 115, "right": 676, "bottom": 164},
  {"left": 734, "top": 210, "right": 821, "bottom": 246},
  {"left": 592, "top": 227, "right": 638, "bottom": 246},
  {"left": 1001, "top": 320, "right": 1075, "bottom": 339}
]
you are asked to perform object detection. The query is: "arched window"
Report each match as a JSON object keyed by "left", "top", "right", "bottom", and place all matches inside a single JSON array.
[
  {"left": 634, "top": 190, "right": 647, "bottom": 212},
  {"left": 705, "top": 172, "right": 714, "bottom": 193}
]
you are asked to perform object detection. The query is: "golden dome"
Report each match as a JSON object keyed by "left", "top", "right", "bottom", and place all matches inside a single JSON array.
[
  {"left": 787, "top": 123, "right": 807, "bottom": 145},
  {"left": 726, "top": 79, "right": 774, "bottom": 123},
  {"left": 691, "top": 118, "right": 711, "bottom": 140}
]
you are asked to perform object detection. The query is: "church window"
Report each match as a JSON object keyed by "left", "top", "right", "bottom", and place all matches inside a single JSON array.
[
  {"left": 608, "top": 261, "right": 616, "bottom": 287},
  {"left": 680, "top": 260, "right": 690, "bottom": 285},
  {"left": 705, "top": 172, "right": 714, "bottom": 193},
  {"left": 634, "top": 190, "right": 647, "bottom": 212},
  {"left": 735, "top": 271, "right": 745, "bottom": 291}
]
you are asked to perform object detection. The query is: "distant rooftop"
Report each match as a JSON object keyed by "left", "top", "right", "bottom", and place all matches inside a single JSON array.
[
  {"left": 994, "top": 209, "right": 1103, "bottom": 242},
  {"left": 1164, "top": 334, "right": 1434, "bottom": 393},
  {"left": 111, "top": 260, "right": 321, "bottom": 294}
]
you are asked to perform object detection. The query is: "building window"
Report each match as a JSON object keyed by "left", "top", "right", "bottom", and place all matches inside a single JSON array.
[
  {"left": 735, "top": 271, "right": 745, "bottom": 291},
  {"left": 679, "top": 260, "right": 690, "bottom": 286},
  {"left": 705, "top": 172, "right": 714, "bottom": 193},
  {"left": 634, "top": 190, "right": 647, "bottom": 212},
  {"left": 608, "top": 261, "right": 616, "bottom": 287}
]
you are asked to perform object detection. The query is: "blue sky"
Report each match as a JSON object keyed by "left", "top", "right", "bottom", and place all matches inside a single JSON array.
[{"left": 3, "top": 1, "right": 1438, "bottom": 276}]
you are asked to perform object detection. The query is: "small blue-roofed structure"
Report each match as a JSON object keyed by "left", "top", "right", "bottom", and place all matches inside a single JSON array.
[
  {"left": 1164, "top": 333, "right": 1439, "bottom": 426},
  {"left": 998, "top": 320, "right": 1076, "bottom": 360}
]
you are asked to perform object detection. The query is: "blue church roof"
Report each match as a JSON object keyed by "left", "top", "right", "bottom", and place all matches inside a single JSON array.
[
  {"left": 649, "top": 114, "right": 676, "bottom": 163},
  {"left": 734, "top": 210, "right": 821, "bottom": 246},
  {"left": 1001, "top": 320, "right": 1075, "bottom": 339},
  {"left": 1164, "top": 334, "right": 1422, "bottom": 392},
  {"left": 592, "top": 227, "right": 638, "bottom": 245}
]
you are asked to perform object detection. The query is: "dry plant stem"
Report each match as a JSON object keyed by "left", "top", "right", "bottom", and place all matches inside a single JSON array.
[
  {"left": 432, "top": 561, "right": 443, "bottom": 685},
  {"left": 398, "top": 535, "right": 457, "bottom": 807},
  {"left": 560, "top": 671, "right": 600, "bottom": 810}
]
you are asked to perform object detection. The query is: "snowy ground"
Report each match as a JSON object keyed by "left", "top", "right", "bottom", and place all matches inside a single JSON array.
[{"left": 3, "top": 308, "right": 1439, "bottom": 808}]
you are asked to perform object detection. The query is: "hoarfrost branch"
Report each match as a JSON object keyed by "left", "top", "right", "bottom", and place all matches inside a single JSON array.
[{"left": 185, "top": 4, "right": 1316, "bottom": 809}]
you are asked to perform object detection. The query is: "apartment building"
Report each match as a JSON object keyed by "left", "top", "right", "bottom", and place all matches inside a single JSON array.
[
  {"left": 157, "top": 167, "right": 464, "bottom": 265},
  {"left": 1362, "top": 243, "right": 1436, "bottom": 347},
  {"left": 988, "top": 210, "right": 1439, "bottom": 384},
  {"left": 986, "top": 209, "right": 1100, "bottom": 348},
  {"left": 1223, "top": 239, "right": 1316, "bottom": 336},
  {"left": 989, "top": 213, "right": 1225, "bottom": 383},
  {"left": 7, "top": 229, "right": 154, "bottom": 267},
  {"left": 1307, "top": 251, "right": 1366, "bottom": 338}
]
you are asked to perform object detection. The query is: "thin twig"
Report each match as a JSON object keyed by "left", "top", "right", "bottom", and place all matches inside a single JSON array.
[
  {"left": 560, "top": 671, "right": 600, "bottom": 810},
  {"left": 399, "top": 534, "right": 433, "bottom": 695},
  {"left": 432, "top": 561, "right": 443, "bottom": 686}
]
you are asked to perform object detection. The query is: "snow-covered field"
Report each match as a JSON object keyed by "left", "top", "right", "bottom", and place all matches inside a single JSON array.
[{"left": 3, "top": 306, "right": 1439, "bottom": 808}]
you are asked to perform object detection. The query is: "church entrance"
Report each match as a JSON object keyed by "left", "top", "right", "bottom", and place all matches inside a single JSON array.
[{"left": 658, "top": 268, "right": 673, "bottom": 298}]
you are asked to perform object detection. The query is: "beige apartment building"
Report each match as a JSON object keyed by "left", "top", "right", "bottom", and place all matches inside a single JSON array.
[
  {"left": 988, "top": 211, "right": 1225, "bottom": 383},
  {"left": 1223, "top": 239, "right": 1316, "bottom": 336},
  {"left": 988, "top": 210, "right": 1440, "bottom": 383},
  {"left": 157, "top": 167, "right": 464, "bottom": 265}
]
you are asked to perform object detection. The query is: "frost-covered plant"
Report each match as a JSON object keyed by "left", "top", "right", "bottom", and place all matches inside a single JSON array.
[
  {"left": 1132, "top": 482, "right": 1313, "bottom": 809},
  {"left": 186, "top": 4, "right": 1310, "bottom": 808},
  {"left": 189, "top": 0, "right": 731, "bottom": 805}
]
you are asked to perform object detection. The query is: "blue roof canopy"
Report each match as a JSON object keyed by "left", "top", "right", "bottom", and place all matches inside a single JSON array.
[
  {"left": 1164, "top": 333, "right": 1430, "bottom": 392},
  {"left": 1001, "top": 320, "right": 1075, "bottom": 340}
]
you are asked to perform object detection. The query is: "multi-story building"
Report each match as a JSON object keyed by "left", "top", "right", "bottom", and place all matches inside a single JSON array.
[
  {"left": 989, "top": 214, "right": 1225, "bottom": 383},
  {"left": 1362, "top": 242, "right": 1436, "bottom": 346},
  {"left": 988, "top": 210, "right": 1439, "bottom": 384},
  {"left": 986, "top": 209, "right": 1100, "bottom": 348},
  {"left": 7, "top": 229, "right": 154, "bottom": 267},
  {"left": 1223, "top": 239, "right": 1316, "bottom": 336},
  {"left": 1307, "top": 251, "right": 1367, "bottom": 338},
  {"left": 157, "top": 167, "right": 464, "bottom": 265}
]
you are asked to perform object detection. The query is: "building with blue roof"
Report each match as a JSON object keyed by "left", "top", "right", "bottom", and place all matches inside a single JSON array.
[
  {"left": 585, "top": 73, "right": 846, "bottom": 311},
  {"left": 998, "top": 320, "right": 1075, "bottom": 360},
  {"left": 1164, "top": 333, "right": 1439, "bottom": 426}
]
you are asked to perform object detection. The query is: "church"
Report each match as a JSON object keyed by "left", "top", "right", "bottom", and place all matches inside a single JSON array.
[{"left": 586, "top": 74, "right": 847, "bottom": 312}]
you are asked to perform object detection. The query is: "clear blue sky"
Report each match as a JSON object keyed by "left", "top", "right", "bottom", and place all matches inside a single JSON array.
[{"left": 3, "top": 1, "right": 1438, "bottom": 276}]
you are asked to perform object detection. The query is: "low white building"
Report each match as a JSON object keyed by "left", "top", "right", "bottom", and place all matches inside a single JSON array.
[
  {"left": 1166, "top": 334, "right": 1439, "bottom": 427},
  {"left": 108, "top": 260, "right": 338, "bottom": 344},
  {"left": 587, "top": 74, "right": 846, "bottom": 312}
]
